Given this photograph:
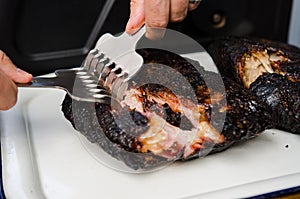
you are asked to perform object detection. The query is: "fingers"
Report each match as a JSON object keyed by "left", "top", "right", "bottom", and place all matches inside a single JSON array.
[
  {"left": 170, "top": 0, "right": 189, "bottom": 22},
  {"left": 0, "top": 50, "right": 32, "bottom": 83},
  {"left": 188, "top": 0, "right": 201, "bottom": 11},
  {"left": 144, "top": 0, "right": 170, "bottom": 40},
  {"left": 126, "top": 0, "right": 201, "bottom": 39},
  {"left": 0, "top": 70, "right": 18, "bottom": 110},
  {"left": 125, "top": 0, "right": 145, "bottom": 34}
]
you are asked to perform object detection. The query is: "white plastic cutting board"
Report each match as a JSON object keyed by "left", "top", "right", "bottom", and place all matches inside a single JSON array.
[{"left": 1, "top": 61, "right": 300, "bottom": 199}]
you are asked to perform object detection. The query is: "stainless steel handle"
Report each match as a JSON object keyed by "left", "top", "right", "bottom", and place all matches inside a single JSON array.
[
  {"left": 17, "top": 69, "right": 77, "bottom": 89},
  {"left": 17, "top": 77, "right": 61, "bottom": 88},
  {"left": 17, "top": 68, "right": 111, "bottom": 103}
]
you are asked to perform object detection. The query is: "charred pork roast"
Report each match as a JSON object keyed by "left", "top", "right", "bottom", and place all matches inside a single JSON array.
[
  {"left": 61, "top": 48, "right": 273, "bottom": 170},
  {"left": 208, "top": 37, "right": 300, "bottom": 133}
]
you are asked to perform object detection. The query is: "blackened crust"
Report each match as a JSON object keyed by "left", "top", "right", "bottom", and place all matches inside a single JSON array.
[
  {"left": 250, "top": 73, "right": 300, "bottom": 134},
  {"left": 208, "top": 37, "right": 300, "bottom": 84},
  {"left": 61, "top": 95, "right": 170, "bottom": 170},
  {"left": 61, "top": 48, "right": 274, "bottom": 169},
  {"left": 208, "top": 37, "right": 300, "bottom": 134}
]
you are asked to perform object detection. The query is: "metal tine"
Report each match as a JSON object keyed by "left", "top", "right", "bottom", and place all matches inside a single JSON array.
[
  {"left": 101, "top": 67, "right": 128, "bottom": 103},
  {"left": 96, "top": 57, "right": 111, "bottom": 79},
  {"left": 104, "top": 64, "right": 121, "bottom": 86},
  {"left": 118, "top": 80, "right": 129, "bottom": 99},
  {"left": 111, "top": 75, "right": 128, "bottom": 100},
  {"left": 94, "top": 60, "right": 103, "bottom": 79},
  {"left": 92, "top": 94, "right": 112, "bottom": 104},
  {"left": 99, "top": 61, "right": 115, "bottom": 81},
  {"left": 89, "top": 87, "right": 111, "bottom": 96},
  {"left": 83, "top": 49, "right": 99, "bottom": 71},
  {"left": 88, "top": 52, "right": 105, "bottom": 75},
  {"left": 78, "top": 27, "right": 146, "bottom": 103},
  {"left": 75, "top": 49, "right": 114, "bottom": 103}
]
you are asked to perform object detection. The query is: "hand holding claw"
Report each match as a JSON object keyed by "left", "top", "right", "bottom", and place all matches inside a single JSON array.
[
  {"left": 125, "top": 0, "right": 201, "bottom": 40},
  {"left": 0, "top": 50, "right": 32, "bottom": 110}
]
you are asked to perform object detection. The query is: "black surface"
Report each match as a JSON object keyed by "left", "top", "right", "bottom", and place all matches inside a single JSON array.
[
  {"left": 246, "top": 186, "right": 300, "bottom": 199},
  {"left": 169, "top": 0, "right": 292, "bottom": 45},
  {"left": 0, "top": 0, "right": 293, "bottom": 76},
  {"left": 0, "top": 0, "right": 130, "bottom": 76}
]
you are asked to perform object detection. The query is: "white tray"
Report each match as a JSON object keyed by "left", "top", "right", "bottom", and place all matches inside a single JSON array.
[{"left": 1, "top": 87, "right": 300, "bottom": 199}]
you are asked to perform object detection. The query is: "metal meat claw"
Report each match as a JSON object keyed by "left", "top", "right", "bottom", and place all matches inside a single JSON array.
[
  {"left": 94, "top": 26, "right": 145, "bottom": 82},
  {"left": 17, "top": 28, "right": 146, "bottom": 103}
]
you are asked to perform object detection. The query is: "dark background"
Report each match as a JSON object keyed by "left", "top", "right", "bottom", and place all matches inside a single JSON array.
[
  {"left": 0, "top": 0, "right": 292, "bottom": 76},
  {"left": 0, "top": 0, "right": 295, "bottom": 198}
]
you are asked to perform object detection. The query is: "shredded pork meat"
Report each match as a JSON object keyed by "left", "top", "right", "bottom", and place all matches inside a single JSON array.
[
  {"left": 121, "top": 86, "right": 224, "bottom": 159},
  {"left": 240, "top": 50, "right": 289, "bottom": 88}
]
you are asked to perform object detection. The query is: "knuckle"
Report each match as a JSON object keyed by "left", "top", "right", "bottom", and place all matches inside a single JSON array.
[
  {"left": 170, "top": 15, "right": 186, "bottom": 22},
  {"left": 188, "top": 4, "right": 199, "bottom": 11},
  {"left": 0, "top": 50, "right": 6, "bottom": 62},
  {"left": 147, "top": 19, "right": 168, "bottom": 28},
  {"left": 7, "top": 89, "right": 18, "bottom": 110},
  {"left": 170, "top": 9, "right": 187, "bottom": 22},
  {"left": 0, "top": 50, "right": 10, "bottom": 64}
]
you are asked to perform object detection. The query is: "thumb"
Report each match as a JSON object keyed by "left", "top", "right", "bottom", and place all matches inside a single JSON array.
[
  {"left": 0, "top": 50, "right": 32, "bottom": 83},
  {"left": 125, "top": 0, "right": 145, "bottom": 34}
]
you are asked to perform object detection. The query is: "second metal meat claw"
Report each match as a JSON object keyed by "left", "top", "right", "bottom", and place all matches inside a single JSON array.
[{"left": 95, "top": 27, "right": 146, "bottom": 82}]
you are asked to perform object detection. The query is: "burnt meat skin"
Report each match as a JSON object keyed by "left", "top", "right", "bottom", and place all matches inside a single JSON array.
[
  {"left": 250, "top": 73, "right": 300, "bottom": 133},
  {"left": 61, "top": 95, "right": 170, "bottom": 170},
  {"left": 61, "top": 48, "right": 273, "bottom": 170},
  {"left": 197, "top": 70, "right": 274, "bottom": 155},
  {"left": 208, "top": 37, "right": 300, "bottom": 134},
  {"left": 208, "top": 37, "right": 300, "bottom": 87},
  {"left": 280, "top": 61, "right": 300, "bottom": 84}
]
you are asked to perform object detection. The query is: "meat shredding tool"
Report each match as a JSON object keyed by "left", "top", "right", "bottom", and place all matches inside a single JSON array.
[{"left": 18, "top": 27, "right": 146, "bottom": 103}]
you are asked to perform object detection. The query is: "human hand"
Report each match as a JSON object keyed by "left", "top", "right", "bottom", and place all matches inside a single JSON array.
[
  {"left": 0, "top": 50, "right": 32, "bottom": 110},
  {"left": 125, "top": 0, "right": 201, "bottom": 40}
]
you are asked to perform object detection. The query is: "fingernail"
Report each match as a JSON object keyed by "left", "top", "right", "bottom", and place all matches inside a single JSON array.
[
  {"left": 126, "top": 17, "right": 143, "bottom": 35},
  {"left": 125, "top": 19, "right": 137, "bottom": 34}
]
